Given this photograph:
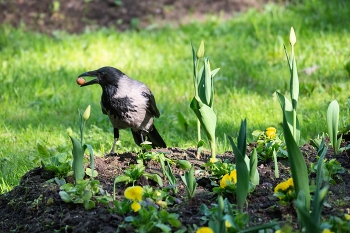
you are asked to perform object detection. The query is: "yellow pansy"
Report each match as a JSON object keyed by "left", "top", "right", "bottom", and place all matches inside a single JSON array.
[
  {"left": 274, "top": 178, "right": 293, "bottom": 193},
  {"left": 209, "top": 158, "right": 218, "bottom": 163},
  {"left": 266, "top": 127, "right": 277, "bottom": 139},
  {"left": 220, "top": 170, "right": 237, "bottom": 188},
  {"left": 229, "top": 170, "right": 237, "bottom": 183},
  {"left": 124, "top": 186, "right": 143, "bottom": 201},
  {"left": 131, "top": 201, "right": 141, "bottom": 212},
  {"left": 196, "top": 227, "right": 214, "bottom": 233},
  {"left": 322, "top": 229, "right": 334, "bottom": 233},
  {"left": 344, "top": 214, "right": 350, "bottom": 221}
]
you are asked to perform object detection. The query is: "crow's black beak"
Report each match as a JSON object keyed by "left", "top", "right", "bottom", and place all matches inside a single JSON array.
[{"left": 78, "top": 71, "right": 99, "bottom": 87}]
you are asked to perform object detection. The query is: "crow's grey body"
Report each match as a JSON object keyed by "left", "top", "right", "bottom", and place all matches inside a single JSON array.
[{"left": 78, "top": 66, "right": 166, "bottom": 153}]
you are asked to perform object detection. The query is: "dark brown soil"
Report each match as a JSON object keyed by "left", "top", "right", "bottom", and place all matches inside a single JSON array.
[
  {"left": 1, "top": 142, "right": 349, "bottom": 232},
  {"left": 0, "top": 0, "right": 272, "bottom": 34}
]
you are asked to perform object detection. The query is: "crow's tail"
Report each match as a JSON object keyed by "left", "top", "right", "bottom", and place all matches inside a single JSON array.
[
  {"left": 131, "top": 126, "right": 166, "bottom": 148},
  {"left": 147, "top": 125, "right": 167, "bottom": 148}
]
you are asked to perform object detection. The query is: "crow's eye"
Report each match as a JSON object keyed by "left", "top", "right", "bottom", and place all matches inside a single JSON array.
[{"left": 100, "top": 72, "right": 106, "bottom": 77}]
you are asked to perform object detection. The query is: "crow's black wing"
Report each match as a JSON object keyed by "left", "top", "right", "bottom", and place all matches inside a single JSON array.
[{"left": 142, "top": 91, "right": 160, "bottom": 118}]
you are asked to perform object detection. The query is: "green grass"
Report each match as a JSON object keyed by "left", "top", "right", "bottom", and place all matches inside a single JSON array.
[{"left": 1, "top": 0, "right": 350, "bottom": 193}]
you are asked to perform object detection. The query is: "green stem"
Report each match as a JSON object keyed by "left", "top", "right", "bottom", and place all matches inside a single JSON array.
[
  {"left": 210, "top": 139, "right": 216, "bottom": 159},
  {"left": 197, "top": 119, "right": 201, "bottom": 141},
  {"left": 293, "top": 109, "right": 297, "bottom": 142},
  {"left": 194, "top": 58, "right": 201, "bottom": 141},
  {"left": 80, "top": 120, "right": 85, "bottom": 146}
]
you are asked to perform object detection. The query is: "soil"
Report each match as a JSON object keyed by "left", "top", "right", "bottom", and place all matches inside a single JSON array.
[
  {"left": 0, "top": 0, "right": 272, "bottom": 34},
  {"left": 0, "top": 141, "right": 349, "bottom": 232},
  {"left": 1, "top": 0, "right": 350, "bottom": 232}
]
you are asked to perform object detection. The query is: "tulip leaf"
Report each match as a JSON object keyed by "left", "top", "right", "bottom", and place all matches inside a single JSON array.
[
  {"left": 290, "top": 55, "right": 299, "bottom": 109},
  {"left": 191, "top": 41, "right": 197, "bottom": 80},
  {"left": 250, "top": 148, "right": 259, "bottom": 185},
  {"left": 190, "top": 96, "right": 216, "bottom": 141},
  {"left": 282, "top": 110, "right": 310, "bottom": 211},
  {"left": 70, "top": 136, "right": 85, "bottom": 182},
  {"left": 277, "top": 91, "right": 300, "bottom": 144},
  {"left": 294, "top": 191, "right": 318, "bottom": 232},
  {"left": 177, "top": 160, "right": 192, "bottom": 170},
  {"left": 227, "top": 119, "right": 249, "bottom": 212},
  {"left": 310, "top": 139, "right": 329, "bottom": 225},
  {"left": 84, "top": 144, "right": 95, "bottom": 178},
  {"left": 327, "top": 100, "right": 341, "bottom": 154}
]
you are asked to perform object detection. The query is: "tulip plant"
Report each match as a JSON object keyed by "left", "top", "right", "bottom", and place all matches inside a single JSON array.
[
  {"left": 327, "top": 100, "right": 342, "bottom": 155},
  {"left": 69, "top": 105, "right": 95, "bottom": 183},
  {"left": 227, "top": 119, "right": 259, "bottom": 212},
  {"left": 276, "top": 27, "right": 300, "bottom": 144},
  {"left": 190, "top": 41, "right": 220, "bottom": 160}
]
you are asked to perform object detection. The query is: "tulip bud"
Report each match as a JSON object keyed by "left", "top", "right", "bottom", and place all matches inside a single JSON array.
[
  {"left": 83, "top": 105, "right": 91, "bottom": 121},
  {"left": 289, "top": 27, "right": 296, "bottom": 46},
  {"left": 196, "top": 40, "right": 204, "bottom": 59}
]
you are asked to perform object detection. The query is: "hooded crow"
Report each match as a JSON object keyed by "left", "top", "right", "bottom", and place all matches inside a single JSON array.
[{"left": 78, "top": 66, "right": 166, "bottom": 153}]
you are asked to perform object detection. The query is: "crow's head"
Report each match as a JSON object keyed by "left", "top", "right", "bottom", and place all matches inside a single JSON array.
[{"left": 78, "top": 66, "right": 124, "bottom": 87}]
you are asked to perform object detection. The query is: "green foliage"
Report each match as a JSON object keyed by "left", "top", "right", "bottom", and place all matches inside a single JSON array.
[
  {"left": 294, "top": 138, "right": 329, "bottom": 232},
  {"left": 200, "top": 196, "right": 278, "bottom": 233},
  {"left": 121, "top": 205, "right": 184, "bottom": 233},
  {"left": 321, "top": 215, "right": 350, "bottom": 233},
  {"left": 282, "top": 91, "right": 311, "bottom": 213},
  {"left": 114, "top": 161, "right": 163, "bottom": 186},
  {"left": 180, "top": 165, "right": 198, "bottom": 200},
  {"left": 310, "top": 157, "right": 345, "bottom": 184},
  {"left": 278, "top": 28, "right": 310, "bottom": 216},
  {"left": 159, "top": 155, "right": 179, "bottom": 194},
  {"left": 59, "top": 179, "right": 101, "bottom": 210},
  {"left": 37, "top": 143, "right": 72, "bottom": 178},
  {"left": 190, "top": 41, "right": 220, "bottom": 160},
  {"left": 251, "top": 129, "right": 287, "bottom": 162},
  {"left": 227, "top": 119, "right": 250, "bottom": 212},
  {"left": 204, "top": 160, "right": 236, "bottom": 179},
  {"left": 70, "top": 105, "right": 95, "bottom": 183},
  {"left": 327, "top": 100, "right": 342, "bottom": 155},
  {"left": 276, "top": 29, "right": 300, "bottom": 145},
  {"left": 142, "top": 186, "right": 179, "bottom": 208}
]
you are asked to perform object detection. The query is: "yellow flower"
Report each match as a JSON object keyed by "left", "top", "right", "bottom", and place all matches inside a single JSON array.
[
  {"left": 131, "top": 201, "right": 141, "bottom": 212},
  {"left": 229, "top": 170, "right": 237, "bottom": 183},
  {"left": 266, "top": 127, "right": 277, "bottom": 139},
  {"left": 124, "top": 186, "right": 143, "bottom": 202},
  {"left": 345, "top": 214, "right": 350, "bottom": 221},
  {"left": 220, "top": 174, "right": 230, "bottom": 188},
  {"left": 209, "top": 158, "right": 218, "bottom": 163},
  {"left": 225, "top": 220, "right": 232, "bottom": 228},
  {"left": 274, "top": 178, "right": 293, "bottom": 193},
  {"left": 220, "top": 170, "right": 237, "bottom": 188},
  {"left": 196, "top": 227, "right": 214, "bottom": 233},
  {"left": 275, "top": 230, "right": 282, "bottom": 233},
  {"left": 322, "top": 229, "right": 334, "bottom": 233}
]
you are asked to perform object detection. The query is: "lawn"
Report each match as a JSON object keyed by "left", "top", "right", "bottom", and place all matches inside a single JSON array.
[
  {"left": 0, "top": 1, "right": 350, "bottom": 192},
  {"left": 0, "top": 0, "right": 349, "bottom": 197}
]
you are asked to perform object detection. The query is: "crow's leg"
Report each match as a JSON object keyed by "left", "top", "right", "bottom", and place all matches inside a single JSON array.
[{"left": 110, "top": 128, "right": 119, "bottom": 154}]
